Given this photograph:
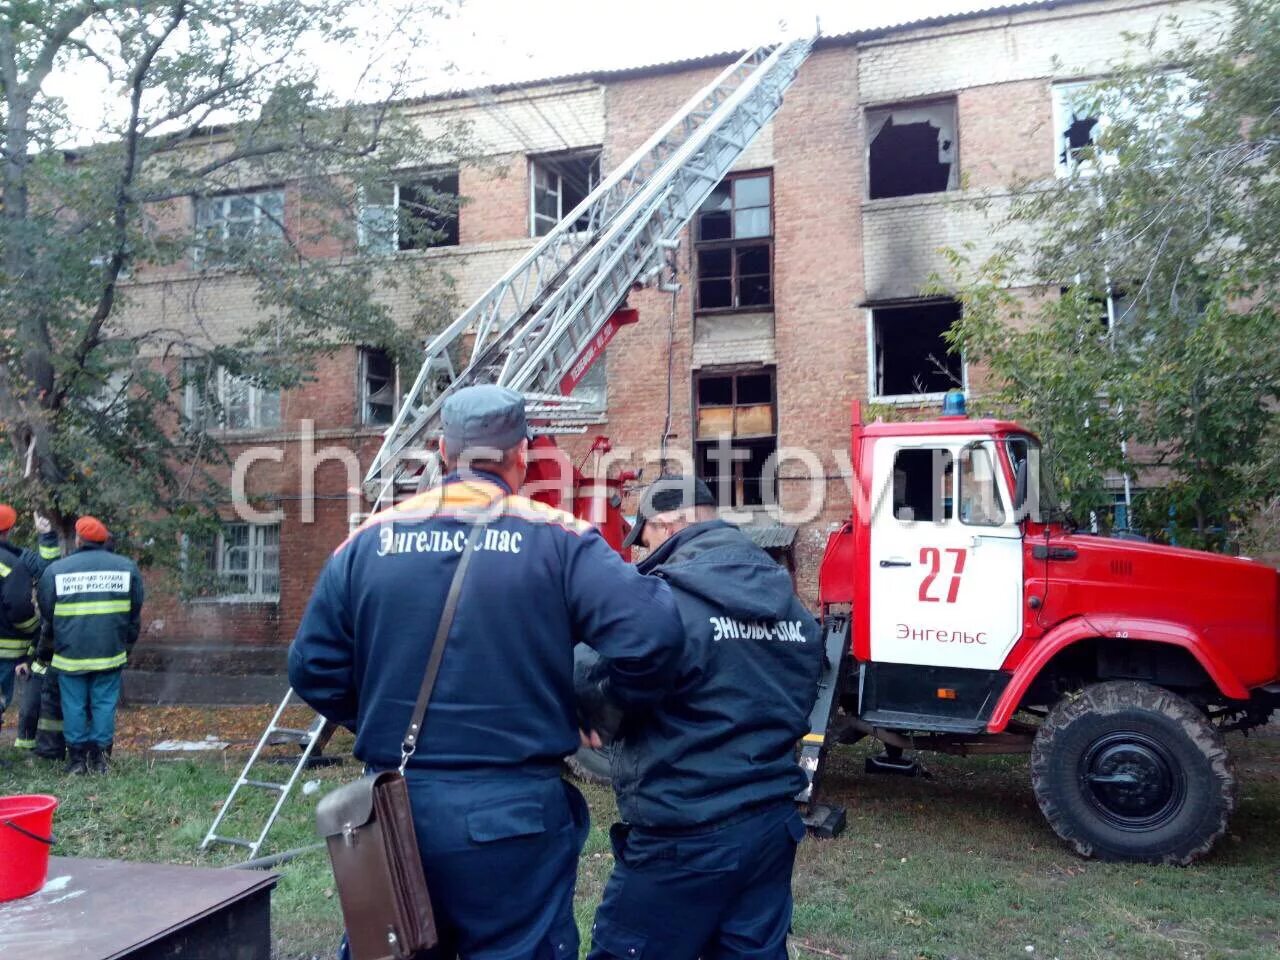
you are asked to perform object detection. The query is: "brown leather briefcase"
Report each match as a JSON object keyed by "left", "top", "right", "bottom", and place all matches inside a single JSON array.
[
  {"left": 315, "top": 522, "right": 487, "bottom": 960},
  {"left": 316, "top": 771, "right": 435, "bottom": 959}
]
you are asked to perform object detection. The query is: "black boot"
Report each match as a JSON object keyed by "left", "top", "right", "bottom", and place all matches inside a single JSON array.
[
  {"left": 65, "top": 744, "right": 88, "bottom": 776},
  {"left": 89, "top": 742, "right": 110, "bottom": 774}
]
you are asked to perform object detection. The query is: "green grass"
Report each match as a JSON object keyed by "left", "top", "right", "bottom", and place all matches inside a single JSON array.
[{"left": 2, "top": 732, "right": 1278, "bottom": 960}]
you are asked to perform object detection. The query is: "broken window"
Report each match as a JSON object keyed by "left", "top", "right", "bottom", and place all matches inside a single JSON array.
[
  {"left": 530, "top": 151, "right": 601, "bottom": 236},
  {"left": 695, "top": 172, "right": 772, "bottom": 311},
  {"left": 866, "top": 101, "right": 958, "bottom": 200},
  {"left": 694, "top": 368, "right": 776, "bottom": 507},
  {"left": 891, "top": 448, "right": 954, "bottom": 523},
  {"left": 359, "top": 348, "right": 397, "bottom": 426},
  {"left": 359, "top": 171, "right": 460, "bottom": 252},
  {"left": 193, "top": 189, "right": 285, "bottom": 267},
  {"left": 1052, "top": 75, "right": 1194, "bottom": 177},
  {"left": 870, "top": 300, "right": 964, "bottom": 400},
  {"left": 1051, "top": 83, "right": 1102, "bottom": 176}
]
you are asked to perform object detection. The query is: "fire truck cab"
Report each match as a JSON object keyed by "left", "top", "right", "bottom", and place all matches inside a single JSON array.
[{"left": 811, "top": 394, "right": 1280, "bottom": 864}]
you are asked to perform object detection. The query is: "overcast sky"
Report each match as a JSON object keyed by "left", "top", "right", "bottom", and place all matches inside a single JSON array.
[
  {"left": 422, "top": 0, "right": 1031, "bottom": 88},
  {"left": 46, "top": 0, "right": 1043, "bottom": 142}
]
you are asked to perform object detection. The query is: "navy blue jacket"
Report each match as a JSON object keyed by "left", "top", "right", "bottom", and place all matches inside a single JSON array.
[
  {"left": 289, "top": 472, "right": 684, "bottom": 774},
  {"left": 36, "top": 543, "right": 144, "bottom": 674},
  {"left": 585, "top": 520, "right": 822, "bottom": 829},
  {"left": 0, "top": 532, "right": 61, "bottom": 661}
]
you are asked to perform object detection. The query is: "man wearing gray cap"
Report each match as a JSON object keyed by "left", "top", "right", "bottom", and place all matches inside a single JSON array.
[
  {"left": 290, "top": 385, "right": 684, "bottom": 960},
  {"left": 579, "top": 475, "right": 822, "bottom": 960}
]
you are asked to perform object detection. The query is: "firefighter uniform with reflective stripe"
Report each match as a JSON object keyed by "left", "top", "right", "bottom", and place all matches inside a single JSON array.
[
  {"left": 0, "top": 530, "right": 59, "bottom": 734},
  {"left": 37, "top": 538, "right": 143, "bottom": 757},
  {"left": 19, "top": 659, "right": 65, "bottom": 758}
]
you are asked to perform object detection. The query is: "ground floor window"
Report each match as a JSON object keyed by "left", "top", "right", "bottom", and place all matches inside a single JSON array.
[
  {"left": 694, "top": 368, "right": 776, "bottom": 508},
  {"left": 185, "top": 522, "right": 281, "bottom": 601}
]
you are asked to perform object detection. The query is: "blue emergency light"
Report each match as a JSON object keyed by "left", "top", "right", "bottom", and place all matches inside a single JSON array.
[{"left": 941, "top": 389, "right": 968, "bottom": 417}]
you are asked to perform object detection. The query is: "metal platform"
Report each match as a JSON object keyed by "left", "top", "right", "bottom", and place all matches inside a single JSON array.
[{"left": 0, "top": 857, "right": 278, "bottom": 960}]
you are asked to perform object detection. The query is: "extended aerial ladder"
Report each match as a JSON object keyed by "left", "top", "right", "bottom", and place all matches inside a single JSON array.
[{"left": 204, "top": 34, "right": 815, "bottom": 861}]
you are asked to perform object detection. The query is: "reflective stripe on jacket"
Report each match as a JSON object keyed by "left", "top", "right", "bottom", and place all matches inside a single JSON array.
[{"left": 37, "top": 544, "right": 143, "bottom": 675}]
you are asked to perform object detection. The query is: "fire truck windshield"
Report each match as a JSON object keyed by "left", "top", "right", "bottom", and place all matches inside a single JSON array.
[{"left": 1005, "top": 434, "right": 1059, "bottom": 523}]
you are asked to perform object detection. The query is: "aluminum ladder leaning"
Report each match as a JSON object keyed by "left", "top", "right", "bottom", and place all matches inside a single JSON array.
[{"left": 200, "top": 688, "right": 330, "bottom": 861}]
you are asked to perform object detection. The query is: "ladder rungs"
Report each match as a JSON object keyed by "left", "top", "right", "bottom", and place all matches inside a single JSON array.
[
  {"left": 242, "top": 778, "right": 287, "bottom": 791},
  {"left": 207, "top": 835, "right": 255, "bottom": 849}
]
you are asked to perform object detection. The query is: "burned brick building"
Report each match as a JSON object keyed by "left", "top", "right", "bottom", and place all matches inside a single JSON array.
[{"left": 116, "top": 0, "right": 1221, "bottom": 697}]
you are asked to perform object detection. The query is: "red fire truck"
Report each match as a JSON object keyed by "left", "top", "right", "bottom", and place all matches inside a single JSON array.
[{"left": 791, "top": 394, "right": 1280, "bottom": 864}]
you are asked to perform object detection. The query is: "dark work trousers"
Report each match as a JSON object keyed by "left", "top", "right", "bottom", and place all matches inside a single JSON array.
[
  {"left": 16, "top": 666, "right": 42, "bottom": 749},
  {"left": 587, "top": 801, "right": 806, "bottom": 960},
  {"left": 34, "top": 665, "right": 65, "bottom": 760},
  {"left": 339, "top": 768, "right": 589, "bottom": 960}
]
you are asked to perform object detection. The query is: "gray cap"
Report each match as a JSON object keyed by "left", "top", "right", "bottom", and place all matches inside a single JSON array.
[
  {"left": 441, "top": 385, "right": 532, "bottom": 457},
  {"left": 622, "top": 474, "right": 717, "bottom": 548}
]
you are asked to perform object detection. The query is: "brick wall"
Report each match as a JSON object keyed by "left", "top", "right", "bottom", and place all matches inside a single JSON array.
[{"left": 114, "top": 0, "right": 1213, "bottom": 663}]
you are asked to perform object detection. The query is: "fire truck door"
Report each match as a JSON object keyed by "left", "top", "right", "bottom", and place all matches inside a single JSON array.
[{"left": 869, "top": 438, "right": 1023, "bottom": 670}]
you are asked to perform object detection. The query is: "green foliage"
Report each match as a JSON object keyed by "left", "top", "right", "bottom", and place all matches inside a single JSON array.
[
  {"left": 939, "top": 0, "right": 1280, "bottom": 550},
  {"left": 0, "top": 0, "right": 467, "bottom": 567}
]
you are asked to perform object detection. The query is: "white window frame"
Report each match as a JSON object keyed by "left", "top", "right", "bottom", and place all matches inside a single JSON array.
[
  {"left": 1051, "top": 73, "right": 1194, "bottom": 178},
  {"left": 192, "top": 189, "right": 285, "bottom": 266},
  {"left": 184, "top": 361, "right": 281, "bottom": 433},
  {"left": 358, "top": 347, "right": 399, "bottom": 426},
  {"left": 865, "top": 305, "right": 968, "bottom": 405},
  {"left": 357, "top": 172, "right": 459, "bottom": 254},
  {"left": 183, "top": 522, "right": 281, "bottom": 603},
  {"left": 529, "top": 152, "right": 601, "bottom": 237}
]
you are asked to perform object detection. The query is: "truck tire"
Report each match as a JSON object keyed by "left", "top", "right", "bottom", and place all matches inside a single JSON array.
[
  {"left": 1031, "top": 680, "right": 1236, "bottom": 865},
  {"left": 566, "top": 745, "right": 613, "bottom": 785}
]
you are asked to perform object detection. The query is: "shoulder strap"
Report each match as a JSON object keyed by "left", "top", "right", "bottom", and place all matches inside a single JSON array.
[{"left": 399, "top": 521, "right": 487, "bottom": 772}]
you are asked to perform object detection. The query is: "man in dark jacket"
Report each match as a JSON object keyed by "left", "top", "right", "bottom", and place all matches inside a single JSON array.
[
  {"left": 579, "top": 476, "right": 822, "bottom": 960},
  {"left": 289, "top": 385, "right": 684, "bottom": 960},
  {"left": 0, "top": 505, "right": 60, "bottom": 743},
  {"left": 37, "top": 516, "right": 143, "bottom": 774}
]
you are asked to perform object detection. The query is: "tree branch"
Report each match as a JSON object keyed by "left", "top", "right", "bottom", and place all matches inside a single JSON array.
[{"left": 59, "top": 2, "right": 188, "bottom": 405}]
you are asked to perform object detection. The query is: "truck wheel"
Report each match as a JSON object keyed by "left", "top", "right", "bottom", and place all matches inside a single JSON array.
[
  {"left": 1031, "top": 680, "right": 1236, "bottom": 865},
  {"left": 566, "top": 745, "right": 613, "bottom": 785}
]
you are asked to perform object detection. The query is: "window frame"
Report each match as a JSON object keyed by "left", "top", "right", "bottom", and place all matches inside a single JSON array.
[
  {"left": 528, "top": 150, "right": 602, "bottom": 237},
  {"left": 864, "top": 98, "right": 960, "bottom": 201},
  {"left": 692, "top": 366, "right": 778, "bottom": 509},
  {"left": 358, "top": 347, "right": 399, "bottom": 427},
  {"left": 865, "top": 300, "right": 968, "bottom": 404},
  {"left": 1050, "top": 80, "right": 1107, "bottom": 178},
  {"left": 694, "top": 170, "right": 775, "bottom": 315},
  {"left": 957, "top": 441, "right": 1008, "bottom": 527},
  {"left": 890, "top": 446, "right": 956, "bottom": 525},
  {"left": 183, "top": 359, "right": 282, "bottom": 433},
  {"left": 192, "top": 188, "right": 286, "bottom": 267},
  {"left": 184, "top": 521, "right": 281, "bottom": 603},
  {"left": 570, "top": 349, "right": 608, "bottom": 417},
  {"left": 357, "top": 171, "right": 460, "bottom": 253}
]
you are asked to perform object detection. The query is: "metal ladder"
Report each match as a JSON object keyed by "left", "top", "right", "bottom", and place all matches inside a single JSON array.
[
  {"left": 200, "top": 689, "right": 329, "bottom": 860},
  {"left": 363, "top": 34, "right": 814, "bottom": 508},
  {"left": 208, "top": 34, "right": 814, "bottom": 862}
]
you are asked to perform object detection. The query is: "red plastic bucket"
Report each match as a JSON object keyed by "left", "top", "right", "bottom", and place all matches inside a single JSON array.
[{"left": 0, "top": 794, "right": 58, "bottom": 902}]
